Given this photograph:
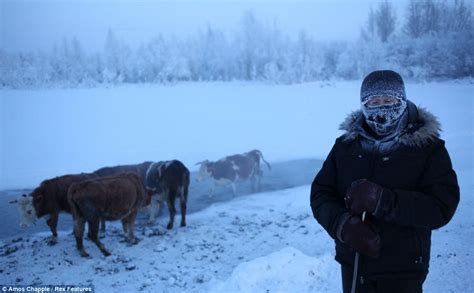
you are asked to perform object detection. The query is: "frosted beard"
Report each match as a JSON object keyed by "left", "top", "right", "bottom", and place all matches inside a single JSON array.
[{"left": 361, "top": 98, "right": 407, "bottom": 137}]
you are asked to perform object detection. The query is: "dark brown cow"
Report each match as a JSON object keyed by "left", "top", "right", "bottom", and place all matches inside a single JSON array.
[
  {"left": 68, "top": 172, "right": 152, "bottom": 257},
  {"left": 145, "top": 160, "right": 190, "bottom": 229},
  {"left": 94, "top": 161, "right": 161, "bottom": 221},
  {"left": 196, "top": 149, "right": 271, "bottom": 196},
  {"left": 93, "top": 161, "right": 152, "bottom": 180},
  {"left": 11, "top": 173, "right": 102, "bottom": 245}
]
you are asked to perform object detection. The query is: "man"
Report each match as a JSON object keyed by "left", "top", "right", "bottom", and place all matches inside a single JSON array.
[{"left": 310, "top": 70, "right": 459, "bottom": 292}]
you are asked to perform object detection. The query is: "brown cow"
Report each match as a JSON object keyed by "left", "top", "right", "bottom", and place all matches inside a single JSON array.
[
  {"left": 68, "top": 172, "right": 152, "bottom": 257},
  {"left": 94, "top": 161, "right": 162, "bottom": 221},
  {"left": 10, "top": 173, "right": 103, "bottom": 245},
  {"left": 93, "top": 161, "right": 152, "bottom": 179},
  {"left": 196, "top": 149, "right": 271, "bottom": 196}
]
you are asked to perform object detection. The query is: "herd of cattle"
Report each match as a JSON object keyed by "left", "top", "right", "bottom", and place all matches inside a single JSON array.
[{"left": 10, "top": 149, "right": 271, "bottom": 257}]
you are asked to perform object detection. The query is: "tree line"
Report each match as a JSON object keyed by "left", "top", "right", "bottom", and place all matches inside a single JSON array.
[{"left": 1, "top": 0, "right": 472, "bottom": 88}]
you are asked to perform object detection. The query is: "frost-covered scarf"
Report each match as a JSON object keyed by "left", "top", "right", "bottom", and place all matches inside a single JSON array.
[{"left": 362, "top": 98, "right": 408, "bottom": 137}]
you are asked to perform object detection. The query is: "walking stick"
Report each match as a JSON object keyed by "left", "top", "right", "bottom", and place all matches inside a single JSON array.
[{"left": 350, "top": 211, "right": 366, "bottom": 293}]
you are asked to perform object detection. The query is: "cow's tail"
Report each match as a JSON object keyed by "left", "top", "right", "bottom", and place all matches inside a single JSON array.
[{"left": 254, "top": 150, "right": 271, "bottom": 171}]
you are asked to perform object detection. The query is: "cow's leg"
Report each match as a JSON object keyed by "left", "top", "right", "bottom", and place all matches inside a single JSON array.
[
  {"left": 252, "top": 172, "right": 262, "bottom": 192},
  {"left": 46, "top": 212, "right": 59, "bottom": 245},
  {"left": 73, "top": 216, "right": 89, "bottom": 257},
  {"left": 208, "top": 185, "right": 216, "bottom": 198},
  {"left": 121, "top": 219, "right": 128, "bottom": 235},
  {"left": 256, "top": 169, "right": 263, "bottom": 191},
  {"left": 179, "top": 187, "right": 187, "bottom": 227},
  {"left": 166, "top": 190, "right": 176, "bottom": 230},
  {"left": 87, "top": 218, "right": 105, "bottom": 240},
  {"left": 157, "top": 194, "right": 165, "bottom": 217},
  {"left": 147, "top": 196, "right": 156, "bottom": 224},
  {"left": 99, "top": 219, "right": 106, "bottom": 238},
  {"left": 122, "top": 211, "right": 138, "bottom": 245},
  {"left": 89, "top": 218, "right": 110, "bottom": 257},
  {"left": 231, "top": 182, "right": 237, "bottom": 197},
  {"left": 250, "top": 176, "right": 257, "bottom": 193}
]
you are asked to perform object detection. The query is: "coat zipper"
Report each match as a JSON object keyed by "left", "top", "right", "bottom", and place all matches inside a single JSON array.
[
  {"left": 357, "top": 141, "right": 380, "bottom": 287},
  {"left": 370, "top": 141, "right": 380, "bottom": 180}
]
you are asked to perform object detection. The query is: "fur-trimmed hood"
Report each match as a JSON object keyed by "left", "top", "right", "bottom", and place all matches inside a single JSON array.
[{"left": 339, "top": 101, "right": 441, "bottom": 148}]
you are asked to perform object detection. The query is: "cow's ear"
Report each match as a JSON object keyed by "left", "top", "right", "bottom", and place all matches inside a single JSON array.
[
  {"left": 9, "top": 199, "right": 18, "bottom": 204},
  {"left": 22, "top": 193, "right": 27, "bottom": 197}
]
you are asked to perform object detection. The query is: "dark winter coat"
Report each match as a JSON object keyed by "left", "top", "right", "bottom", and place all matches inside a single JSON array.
[{"left": 310, "top": 101, "right": 460, "bottom": 277}]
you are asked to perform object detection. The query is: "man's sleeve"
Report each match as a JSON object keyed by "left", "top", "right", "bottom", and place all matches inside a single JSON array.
[
  {"left": 310, "top": 139, "right": 349, "bottom": 239},
  {"left": 373, "top": 140, "right": 460, "bottom": 229}
]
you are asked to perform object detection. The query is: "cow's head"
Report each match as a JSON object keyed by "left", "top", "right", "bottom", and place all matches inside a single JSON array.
[
  {"left": 10, "top": 193, "right": 37, "bottom": 228},
  {"left": 31, "top": 186, "right": 48, "bottom": 218},
  {"left": 195, "top": 160, "right": 211, "bottom": 182}
]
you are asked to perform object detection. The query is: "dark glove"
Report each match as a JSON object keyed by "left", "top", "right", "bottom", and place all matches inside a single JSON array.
[
  {"left": 341, "top": 215, "right": 381, "bottom": 258},
  {"left": 345, "top": 179, "right": 383, "bottom": 215}
]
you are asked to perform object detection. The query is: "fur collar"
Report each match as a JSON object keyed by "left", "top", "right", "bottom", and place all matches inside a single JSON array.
[{"left": 339, "top": 103, "right": 441, "bottom": 147}]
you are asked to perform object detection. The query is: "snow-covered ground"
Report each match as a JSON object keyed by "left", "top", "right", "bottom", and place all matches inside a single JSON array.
[
  {"left": 0, "top": 186, "right": 337, "bottom": 292},
  {"left": 0, "top": 81, "right": 472, "bottom": 292}
]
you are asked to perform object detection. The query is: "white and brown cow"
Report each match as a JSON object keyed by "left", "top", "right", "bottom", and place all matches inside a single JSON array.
[
  {"left": 145, "top": 160, "right": 190, "bottom": 229},
  {"left": 10, "top": 173, "right": 103, "bottom": 245},
  {"left": 196, "top": 149, "right": 271, "bottom": 196}
]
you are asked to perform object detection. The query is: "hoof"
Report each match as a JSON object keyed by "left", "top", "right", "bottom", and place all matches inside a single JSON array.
[
  {"left": 102, "top": 250, "right": 111, "bottom": 257},
  {"left": 47, "top": 238, "right": 57, "bottom": 246},
  {"left": 79, "top": 250, "right": 90, "bottom": 258},
  {"left": 180, "top": 222, "right": 186, "bottom": 227},
  {"left": 127, "top": 238, "right": 139, "bottom": 246},
  {"left": 147, "top": 220, "right": 155, "bottom": 226},
  {"left": 166, "top": 223, "right": 173, "bottom": 230}
]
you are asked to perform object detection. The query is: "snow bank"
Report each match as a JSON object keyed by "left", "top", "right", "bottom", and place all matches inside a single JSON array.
[{"left": 208, "top": 247, "right": 339, "bottom": 293}]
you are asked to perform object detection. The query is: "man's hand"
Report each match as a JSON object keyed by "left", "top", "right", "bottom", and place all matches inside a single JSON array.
[
  {"left": 345, "top": 179, "right": 383, "bottom": 215},
  {"left": 341, "top": 215, "right": 381, "bottom": 258}
]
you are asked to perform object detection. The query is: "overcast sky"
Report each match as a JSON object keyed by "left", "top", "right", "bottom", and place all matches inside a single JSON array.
[{"left": 1, "top": 0, "right": 408, "bottom": 53}]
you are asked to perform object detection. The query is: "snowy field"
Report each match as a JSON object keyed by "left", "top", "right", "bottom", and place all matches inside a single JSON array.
[{"left": 0, "top": 81, "right": 473, "bottom": 292}]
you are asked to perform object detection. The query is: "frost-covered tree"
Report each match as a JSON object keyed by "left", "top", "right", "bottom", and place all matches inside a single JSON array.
[
  {"left": 360, "top": 6, "right": 377, "bottom": 42},
  {"left": 237, "top": 10, "right": 265, "bottom": 80},
  {"left": 375, "top": 0, "right": 397, "bottom": 42},
  {"left": 1, "top": 4, "right": 473, "bottom": 88},
  {"left": 191, "top": 25, "right": 230, "bottom": 81},
  {"left": 442, "top": 0, "right": 473, "bottom": 32},
  {"left": 103, "top": 29, "right": 131, "bottom": 83},
  {"left": 404, "top": 0, "right": 424, "bottom": 38},
  {"left": 134, "top": 35, "right": 169, "bottom": 82},
  {"left": 420, "top": 0, "right": 442, "bottom": 34},
  {"left": 292, "top": 30, "right": 320, "bottom": 82}
]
